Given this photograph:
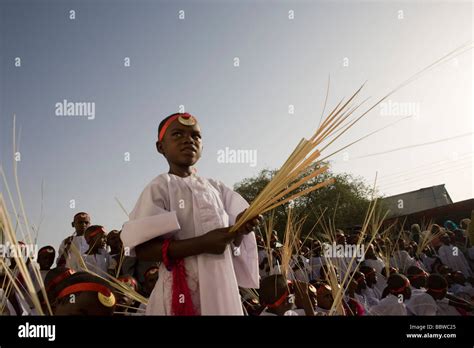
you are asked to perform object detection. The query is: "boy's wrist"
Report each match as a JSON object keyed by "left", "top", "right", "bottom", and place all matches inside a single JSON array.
[
  {"left": 195, "top": 235, "right": 208, "bottom": 254},
  {"left": 233, "top": 234, "right": 244, "bottom": 247}
]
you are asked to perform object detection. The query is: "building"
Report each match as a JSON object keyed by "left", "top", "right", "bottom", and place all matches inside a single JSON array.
[{"left": 381, "top": 184, "right": 473, "bottom": 227}]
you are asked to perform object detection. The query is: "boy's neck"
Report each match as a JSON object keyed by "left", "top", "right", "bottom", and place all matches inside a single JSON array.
[{"left": 168, "top": 164, "right": 193, "bottom": 178}]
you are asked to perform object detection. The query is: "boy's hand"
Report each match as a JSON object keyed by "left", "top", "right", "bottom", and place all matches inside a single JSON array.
[
  {"left": 200, "top": 227, "right": 236, "bottom": 255},
  {"left": 235, "top": 210, "right": 263, "bottom": 235}
]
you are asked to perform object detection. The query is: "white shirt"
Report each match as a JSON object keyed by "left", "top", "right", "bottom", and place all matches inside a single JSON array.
[
  {"left": 390, "top": 250, "right": 416, "bottom": 273},
  {"left": 406, "top": 290, "right": 437, "bottom": 316},
  {"left": 28, "top": 261, "right": 49, "bottom": 293},
  {"left": 362, "top": 286, "right": 380, "bottom": 306},
  {"left": 438, "top": 244, "right": 472, "bottom": 277},
  {"left": 121, "top": 173, "right": 259, "bottom": 315},
  {"left": 57, "top": 235, "right": 89, "bottom": 271},
  {"left": 368, "top": 294, "right": 407, "bottom": 316},
  {"left": 436, "top": 298, "right": 461, "bottom": 316},
  {"left": 449, "top": 283, "right": 474, "bottom": 301},
  {"left": 83, "top": 249, "right": 112, "bottom": 276},
  {"left": 364, "top": 258, "right": 385, "bottom": 274}
]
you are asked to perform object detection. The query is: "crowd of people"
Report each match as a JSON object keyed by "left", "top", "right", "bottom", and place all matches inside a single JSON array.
[
  {"left": 0, "top": 114, "right": 473, "bottom": 316},
  {"left": 0, "top": 211, "right": 473, "bottom": 316},
  {"left": 251, "top": 217, "right": 474, "bottom": 316}
]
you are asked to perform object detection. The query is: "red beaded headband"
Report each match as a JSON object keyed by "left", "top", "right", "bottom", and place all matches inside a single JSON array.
[
  {"left": 46, "top": 269, "right": 75, "bottom": 292},
  {"left": 57, "top": 282, "right": 116, "bottom": 307},
  {"left": 158, "top": 113, "right": 197, "bottom": 141},
  {"left": 87, "top": 227, "right": 105, "bottom": 239},
  {"left": 389, "top": 279, "right": 410, "bottom": 294},
  {"left": 266, "top": 290, "right": 290, "bottom": 308}
]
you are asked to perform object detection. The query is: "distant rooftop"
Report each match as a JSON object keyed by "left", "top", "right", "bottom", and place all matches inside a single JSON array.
[{"left": 381, "top": 184, "right": 453, "bottom": 219}]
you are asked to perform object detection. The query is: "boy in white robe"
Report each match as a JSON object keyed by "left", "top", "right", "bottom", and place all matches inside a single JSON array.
[
  {"left": 57, "top": 212, "right": 91, "bottom": 270},
  {"left": 368, "top": 274, "right": 411, "bottom": 316},
  {"left": 438, "top": 234, "right": 472, "bottom": 277},
  {"left": 363, "top": 245, "right": 385, "bottom": 274},
  {"left": 82, "top": 226, "right": 113, "bottom": 277},
  {"left": 425, "top": 274, "right": 463, "bottom": 315},
  {"left": 360, "top": 265, "right": 381, "bottom": 304},
  {"left": 30, "top": 246, "right": 55, "bottom": 293},
  {"left": 449, "top": 271, "right": 474, "bottom": 301},
  {"left": 121, "top": 113, "right": 260, "bottom": 315},
  {"left": 259, "top": 275, "right": 307, "bottom": 316}
]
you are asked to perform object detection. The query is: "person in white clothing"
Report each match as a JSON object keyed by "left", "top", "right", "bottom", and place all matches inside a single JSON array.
[
  {"left": 82, "top": 226, "right": 114, "bottom": 277},
  {"left": 368, "top": 274, "right": 411, "bottom": 315},
  {"left": 437, "top": 234, "right": 472, "bottom": 278},
  {"left": 57, "top": 212, "right": 91, "bottom": 270},
  {"left": 120, "top": 113, "right": 261, "bottom": 315}
]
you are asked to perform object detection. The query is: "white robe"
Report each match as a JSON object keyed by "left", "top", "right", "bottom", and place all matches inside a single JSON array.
[
  {"left": 121, "top": 173, "right": 259, "bottom": 315},
  {"left": 390, "top": 250, "right": 416, "bottom": 273},
  {"left": 354, "top": 293, "right": 370, "bottom": 313},
  {"left": 368, "top": 294, "right": 407, "bottom": 316},
  {"left": 449, "top": 283, "right": 474, "bottom": 301},
  {"left": 83, "top": 249, "right": 112, "bottom": 276},
  {"left": 406, "top": 290, "right": 437, "bottom": 316},
  {"left": 364, "top": 258, "right": 385, "bottom": 275},
  {"left": 57, "top": 235, "right": 89, "bottom": 271},
  {"left": 28, "top": 261, "right": 49, "bottom": 293},
  {"left": 56, "top": 235, "right": 89, "bottom": 271},
  {"left": 361, "top": 287, "right": 380, "bottom": 307},
  {"left": 436, "top": 298, "right": 461, "bottom": 316},
  {"left": 438, "top": 244, "right": 472, "bottom": 277},
  {"left": 374, "top": 273, "right": 387, "bottom": 298}
]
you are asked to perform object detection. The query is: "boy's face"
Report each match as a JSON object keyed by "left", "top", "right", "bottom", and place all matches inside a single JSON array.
[
  {"left": 38, "top": 251, "right": 55, "bottom": 270},
  {"left": 72, "top": 214, "right": 90, "bottom": 234},
  {"left": 317, "top": 286, "right": 333, "bottom": 310},
  {"left": 157, "top": 121, "right": 202, "bottom": 167},
  {"left": 107, "top": 232, "right": 122, "bottom": 252},
  {"left": 89, "top": 233, "right": 106, "bottom": 251},
  {"left": 366, "top": 271, "right": 377, "bottom": 284}
]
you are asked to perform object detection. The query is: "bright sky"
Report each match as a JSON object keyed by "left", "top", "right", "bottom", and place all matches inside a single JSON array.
[{"left": 0, "top": 0, "right": 472, "bottom": 251}]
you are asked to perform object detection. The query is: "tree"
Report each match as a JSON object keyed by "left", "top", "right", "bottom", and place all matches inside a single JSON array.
[{"left": 233, "top": 163, "right": 374, "bottom": 239}]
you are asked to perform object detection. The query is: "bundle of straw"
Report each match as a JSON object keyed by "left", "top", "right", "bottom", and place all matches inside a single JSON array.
[
  {"left": 318, "top": 177, "right": 384, "bottom": 315},
  {"left": 0, "top": 116, "right": 52, "bottom": 315},
  {"left": 231, "top": 43, "right": 472, "bottom": 233},
  {"left": 279, "top": 208, "right": 305, "bottom": 280}
]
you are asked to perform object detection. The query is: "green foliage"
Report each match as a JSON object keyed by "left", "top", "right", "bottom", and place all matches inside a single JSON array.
[{"left": 233, "top": 163, "right": 374, "bottom": 239}]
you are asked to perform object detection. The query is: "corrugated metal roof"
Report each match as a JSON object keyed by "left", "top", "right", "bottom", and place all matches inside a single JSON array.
[{"left": 381, "top": 184, "right": 453, "bottom": 219}]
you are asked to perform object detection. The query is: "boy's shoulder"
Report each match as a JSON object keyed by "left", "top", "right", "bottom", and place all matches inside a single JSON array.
[
  {"left": 141, "top": 173, "right": 172, "bottom": 191},
  {"left": 142, "top": 173, "right": 235, "bottom": 196}
]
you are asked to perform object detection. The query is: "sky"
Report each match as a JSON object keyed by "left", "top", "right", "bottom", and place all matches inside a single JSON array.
[{"left": 0, "top": 0, "right": 472, "bottom": 251}]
